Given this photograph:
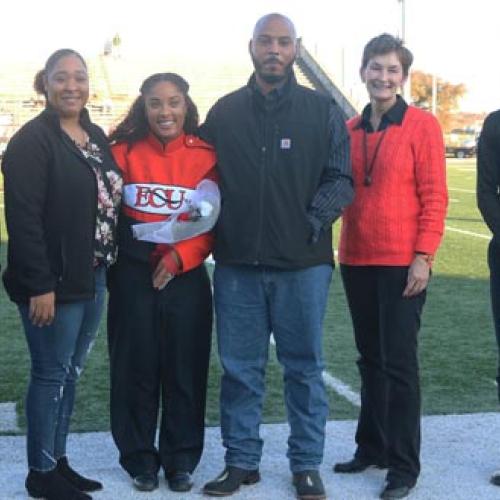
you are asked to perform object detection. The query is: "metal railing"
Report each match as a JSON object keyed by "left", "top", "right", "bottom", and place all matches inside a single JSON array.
[{"left": 296, "top": 39, "right": 358, "bottom": 119}]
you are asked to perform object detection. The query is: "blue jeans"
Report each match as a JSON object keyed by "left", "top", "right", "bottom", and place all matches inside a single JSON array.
[
  {"left": 18, "top": 266, "right": 106, "bottom": 471},
  {"left": 488, "top": 239, "right": 500, "bottom": 402},
  {"left": 214, "top": 263, "right": 332, "bottom": 472}
]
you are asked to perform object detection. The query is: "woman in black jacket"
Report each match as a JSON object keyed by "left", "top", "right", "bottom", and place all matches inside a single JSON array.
[{"left": 2, "top": 49, "right": 122, "bottom": 500}]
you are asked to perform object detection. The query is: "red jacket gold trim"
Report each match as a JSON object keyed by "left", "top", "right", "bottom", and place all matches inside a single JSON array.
[{"left": 112, "top": 133, "right": 217, "bottom": 273}]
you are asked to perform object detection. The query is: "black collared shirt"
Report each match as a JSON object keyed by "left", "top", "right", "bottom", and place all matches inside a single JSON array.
[
  {"left": 355, "top": 95, "right": 408, "bottom": 133},
  {"left": 249, "top": 74, "right": 289, "bottom": 112}
]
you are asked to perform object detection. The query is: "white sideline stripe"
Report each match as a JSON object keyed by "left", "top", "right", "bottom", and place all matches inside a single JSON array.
[
  {"left": 322, "top": 371, "right": 361, "bottom": 407},
  {"left": 448, "top": 187, "right": 475, "bottom": 194},
  {"left": 0, "top": 402, "right": 19, "bottom": 432},
  {"left": 446, "top": 225, "right": 490, "bottom": 240},
  {"left": 455, "top": 167, "right": 476, "bottom": 171}
]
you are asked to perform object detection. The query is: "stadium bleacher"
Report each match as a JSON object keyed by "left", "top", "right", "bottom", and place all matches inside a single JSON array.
[{"left": 0, "top": 44, "right": 354, "bottom": 142}]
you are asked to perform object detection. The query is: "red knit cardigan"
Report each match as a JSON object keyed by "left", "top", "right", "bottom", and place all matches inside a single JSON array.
[{"left": 339, "top": 105, "right": 448, "bottom": 266}]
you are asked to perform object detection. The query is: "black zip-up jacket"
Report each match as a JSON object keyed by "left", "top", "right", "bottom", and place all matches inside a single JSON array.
[
  {"left": 2, "top": 107, "right": 119, "bottom": 303},
  {"left": 199, "top": 72, "right": 353, "bottom": 269},
  {"left": 478, "top": 110, "right": 500, "bottom": 241}
]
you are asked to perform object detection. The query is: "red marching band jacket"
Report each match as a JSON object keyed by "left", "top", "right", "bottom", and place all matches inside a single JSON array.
[{"left": 112, "top": 133, "right": 217, "bottom": 273}]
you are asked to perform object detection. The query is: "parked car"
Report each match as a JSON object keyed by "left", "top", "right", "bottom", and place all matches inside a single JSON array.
[
  {"left": 444, "top": 128, "right": 477, "bottom": 158},
  {"left": 0, "top": 139, "right": 8, "bottom": 159}
]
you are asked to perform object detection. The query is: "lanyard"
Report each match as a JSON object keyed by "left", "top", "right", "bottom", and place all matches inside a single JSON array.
[{"left": 362, "top": 128, "right": 388, "bottom": 187}]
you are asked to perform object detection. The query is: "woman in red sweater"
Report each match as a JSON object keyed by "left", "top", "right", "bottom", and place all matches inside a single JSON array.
[
  {"left": 107, "top": 73, "right": 217, "bottom": 494},
  {"left": 333, "top": 34, "right": 447, "bottom": 499}
]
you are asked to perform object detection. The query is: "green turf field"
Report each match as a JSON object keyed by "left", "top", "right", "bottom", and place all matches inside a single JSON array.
[{"left": 0, "top": 158, "right": 498, "bottom": 434}]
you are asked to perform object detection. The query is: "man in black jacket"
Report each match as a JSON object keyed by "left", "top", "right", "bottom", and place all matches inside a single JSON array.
[
  {"left": 201, "top": 13, "right": 353, "bottom": 500},
  {"left": 477, "top": 110, "right": 500, "bottom": 488}
]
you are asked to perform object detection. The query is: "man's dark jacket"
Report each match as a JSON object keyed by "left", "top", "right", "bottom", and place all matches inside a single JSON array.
[
  {"left": 2, "top": 107, "right": 118, "bottom": 303},
  {"left": 199, "top": 72, "right": 352, "bottom": 269}
]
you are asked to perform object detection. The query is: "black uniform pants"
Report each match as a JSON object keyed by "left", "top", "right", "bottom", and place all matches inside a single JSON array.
[
  {"left": 340, "top": 265, "right": 426, "bottom": 487},
  {"left": 107, "top": 256, "right": 212, "bottom": 477}
]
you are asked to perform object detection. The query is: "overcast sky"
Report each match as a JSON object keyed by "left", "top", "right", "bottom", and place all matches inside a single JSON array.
[{"left": 1, "top": 0, "right": 498, "bottom": 112}]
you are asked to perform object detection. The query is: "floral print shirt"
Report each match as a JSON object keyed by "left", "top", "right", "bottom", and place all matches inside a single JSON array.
[{"left": 77, "top": 140, "right": 122, "bottom": 266}]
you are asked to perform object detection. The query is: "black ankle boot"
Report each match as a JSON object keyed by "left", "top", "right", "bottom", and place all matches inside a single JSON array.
[
  {"left": 25, "top": 468, "right": 92, "bottom": 500},
  {"left": 57, "top": 457, "right": 103, "bottom": 492}
]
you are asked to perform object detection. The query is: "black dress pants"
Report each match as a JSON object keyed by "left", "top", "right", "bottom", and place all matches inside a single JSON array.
[
  {"left": 341, "top": 265, "right": 426, "bottom": 486},
  {"left": 107, "top": 256, "right": 212, "bottom": 477},
  {"left": 487, "top": 239, "right": 500, "bottom": 402}
]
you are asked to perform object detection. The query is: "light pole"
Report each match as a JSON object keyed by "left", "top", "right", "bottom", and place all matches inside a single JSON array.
[
  {"left": 431, "top": 73, "right": 437, "bottom": 115},
  {"left": 399, "top": 0, "right": 406, "bottom": 42},
  {"left": 398, "top": 0, "right": 411, "bottom": 102}
]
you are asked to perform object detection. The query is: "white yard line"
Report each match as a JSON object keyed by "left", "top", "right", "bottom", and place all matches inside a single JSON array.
[
  {"left": 448, "top": 187, "right": 475, "bottom": 194},
  {"left": 0, "top": 402, "right": 19, "bottom": 433},
  {"left": 446, "top": 225, "right": 490, "bottom": 240},
  {"left": 448, "top": 168, "right": 476, "bottom": 172},
  {"left": 322, "top": 371, "right": 361, "bottom": 407}
]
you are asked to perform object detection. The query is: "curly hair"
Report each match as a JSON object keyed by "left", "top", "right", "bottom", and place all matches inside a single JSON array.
[
  {"left": 34, "top": 49, "right": 87, "bottom": 97},
  {"left": 109, "top": 73, "right": 199, "bottom": 146},
  {"left": 361, "top": 33, "right": 413, "bottom": 77}
]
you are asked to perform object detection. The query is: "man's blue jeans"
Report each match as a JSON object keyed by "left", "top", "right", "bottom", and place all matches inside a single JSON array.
[
  {"left": 18, "top": 266, "right": 106, "bottom": 471},
  {"left": 213, "top": 263, "right": 332, "bottom": 472}
]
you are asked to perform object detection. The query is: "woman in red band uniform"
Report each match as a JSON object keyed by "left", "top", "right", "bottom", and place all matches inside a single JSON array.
[
  {"left": 107, "top": 73, "right": 217, "bottom": 493},
  {"left": 333, "top": 34, "right": 448, "bottom": 500}
]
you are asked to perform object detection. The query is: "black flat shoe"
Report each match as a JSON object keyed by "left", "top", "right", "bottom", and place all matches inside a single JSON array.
[
  {"left": 333, "top": 456, "right": 386, "bottom": 473},
  {"left": 491, "top": 470, "right": 500, "bottom": 486},
  {"left": 380, "top": 482, "right": 413, "bottom": 499},
  {"left": 57, "top": 457, "right": 102, "bottom": 492},
  {"left": 166, "top": 471, "right": 193, "bottom": 492},
  {"left": 132, "top": 473, "right": 159, "bottom": 492}
]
